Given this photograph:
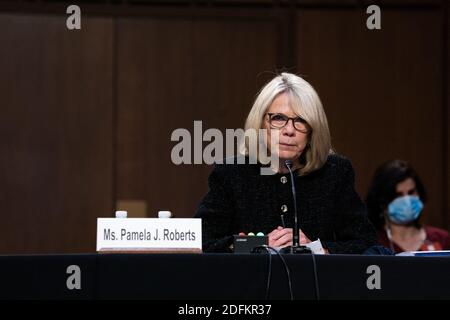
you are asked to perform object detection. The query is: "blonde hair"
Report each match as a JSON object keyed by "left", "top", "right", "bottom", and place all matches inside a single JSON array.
[{"left": 244, "top": 73, "right": 332, "bottom": 175}]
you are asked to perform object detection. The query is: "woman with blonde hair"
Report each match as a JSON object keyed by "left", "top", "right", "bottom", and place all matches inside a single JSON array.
[{"left": 195, "top": 73, "right": 376, "bottom": 253}]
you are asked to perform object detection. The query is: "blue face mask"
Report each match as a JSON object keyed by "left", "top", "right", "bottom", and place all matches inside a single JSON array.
[{"left": 387, "top": 195, "right": 423, "bottom": 224}]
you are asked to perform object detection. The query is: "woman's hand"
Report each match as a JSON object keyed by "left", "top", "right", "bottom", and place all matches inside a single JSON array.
[{"left": 268, "top": 226, "right": 312, "bottom": 247}]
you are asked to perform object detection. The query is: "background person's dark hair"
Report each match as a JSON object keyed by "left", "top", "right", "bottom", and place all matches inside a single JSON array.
[{"left": 366, "top": 159, "right": 427, "bottom": 230}]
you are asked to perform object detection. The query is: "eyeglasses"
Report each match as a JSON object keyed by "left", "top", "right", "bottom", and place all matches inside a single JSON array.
[{"left": 265, "top": 113, "right": 310, "bottom": 133}]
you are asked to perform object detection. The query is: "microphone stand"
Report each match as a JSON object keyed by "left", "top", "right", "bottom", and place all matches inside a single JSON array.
[{"left": 280, "top": 160, "right": 311, "bottom": 254}]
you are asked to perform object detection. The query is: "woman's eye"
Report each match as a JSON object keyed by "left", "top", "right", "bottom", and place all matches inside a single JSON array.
[{"left": 272, "top": 115, "right": 285, "bottom": 121}]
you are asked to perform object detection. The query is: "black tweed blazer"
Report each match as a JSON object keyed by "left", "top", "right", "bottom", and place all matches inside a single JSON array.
[{"left": 195, "top": 154, "right": 377, "bottom": 254}]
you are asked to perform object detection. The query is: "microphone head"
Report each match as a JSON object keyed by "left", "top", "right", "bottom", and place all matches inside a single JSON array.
[{"left": 284, "top": 160, "right": 293, "bottom": 168}]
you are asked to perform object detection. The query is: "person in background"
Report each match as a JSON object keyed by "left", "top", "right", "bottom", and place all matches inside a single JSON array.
[{"left": 366, "top": 159, "right": 450, "bottom": 253}]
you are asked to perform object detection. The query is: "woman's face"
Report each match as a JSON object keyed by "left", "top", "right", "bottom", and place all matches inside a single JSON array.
[
  {"left": 385, "top": 177, "right": 423, "bottom": 225},
  {"left": 395, "top": 178, "right": 418, "bottom": 198},
  {"left": 263, "top": 93, "right": 309, "bottom": 161}
]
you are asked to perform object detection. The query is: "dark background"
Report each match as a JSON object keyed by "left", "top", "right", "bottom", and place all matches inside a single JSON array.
[{"left": 0, "top": 0, "right": 448, "bottom": 253}]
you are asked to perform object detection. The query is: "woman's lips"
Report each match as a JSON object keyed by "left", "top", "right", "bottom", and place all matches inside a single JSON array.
[{"left": 279, "top": 143, "right": 296, "bottom": 147}]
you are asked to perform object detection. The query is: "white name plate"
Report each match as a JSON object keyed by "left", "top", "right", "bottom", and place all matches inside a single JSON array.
[{"left": 97, "top": 218, "right": 202, "bottom": 253}]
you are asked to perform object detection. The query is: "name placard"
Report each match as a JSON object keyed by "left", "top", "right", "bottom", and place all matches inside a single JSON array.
[{"left": 97, "top": 218, "right": 202, "bottom": 253}]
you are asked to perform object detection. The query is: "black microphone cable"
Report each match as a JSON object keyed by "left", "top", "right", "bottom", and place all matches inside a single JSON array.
[
  {"left": 263, "top": 246, "right": 272, "bottom": 300},
  {"left": 253, "top": 245, "right": 293, "bottom": 300},
  {"left": 269, "top": 246, "right": 294, "bottom": 300},
  {"left": 310, "top": 253, "right": 321, "bottom": 300},
  {"left": 252, "top": 245, "right": 272, "bottom": 300},
  {"left": 255, "top": 245, "right": 321, "bottom": 300}
]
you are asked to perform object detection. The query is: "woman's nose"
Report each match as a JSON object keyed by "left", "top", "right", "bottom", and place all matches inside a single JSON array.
[{"left": 282, "top": 119, "right": 296, "bottom": 135}]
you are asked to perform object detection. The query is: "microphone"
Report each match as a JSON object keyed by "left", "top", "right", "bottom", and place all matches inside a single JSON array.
[{"left": 280, "top": 160, "right": 311, "bottom": 254}]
